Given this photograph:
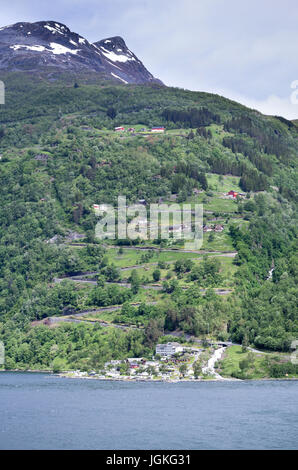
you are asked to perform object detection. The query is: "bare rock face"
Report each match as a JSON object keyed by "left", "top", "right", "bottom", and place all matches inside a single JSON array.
[{"left": 0, "top": 21, "right": 163, "bottom": 85}]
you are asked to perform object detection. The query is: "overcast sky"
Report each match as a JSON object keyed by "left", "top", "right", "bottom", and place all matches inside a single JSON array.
[{"left": 1, "top": 0, "right": 298, "bottom": 119}]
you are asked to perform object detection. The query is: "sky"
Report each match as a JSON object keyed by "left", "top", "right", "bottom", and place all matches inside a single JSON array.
[{"left": 1, "top": 0, "right": 298, "bottom": 119}]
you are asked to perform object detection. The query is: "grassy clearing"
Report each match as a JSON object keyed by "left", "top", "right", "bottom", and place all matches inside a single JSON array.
[
  {"left": 75, "top": 310, "right": 120, "bottom": 323},
  {"left": 105, "top": 247, "right": 205, "bottom": 268},
  {"left": 166, "top": 128, "right": 191, "bottom": 136},
  {"left": 185, "top": 172, "right": 243, "bottom": 213},
  {"left": 206, "top": 173, "right": 241, "bottom": 193},
  {"left": 120, "top": 254, "right": 237, "bottom": 288},
  {"left": 188, "top": 192, "right": 239, "bottom": 213},
  {"left": 190, "top": 256, "right": 236, "bottom": 287},
  {"left": 132, "top": 289, "right": 163, "bottom": 303},
  {"left": 201, "top": 232, "right": 235, "bottom": 251},
  {"left": 208, "top": 124, "right": 235, "bottom": 143},
  {"left": 120, "top": 266, "right": 168, "bottom": 282},
  {"left": 203, "top": 197, "right": 239, "bottom": 213},
  {"left": 219, "top": 346, "right": 272, "bottom": 379}
]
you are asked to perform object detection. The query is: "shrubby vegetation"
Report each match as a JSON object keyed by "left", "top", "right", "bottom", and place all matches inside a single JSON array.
[
  {"left": 229, "top": 194, "right": 297, "bottom": 351},
  {"left": 0, "top": 321, "right": 150, "bottom": 371},
  {"left": 0, "top": 72, "right": 297, "bottom": 370}
]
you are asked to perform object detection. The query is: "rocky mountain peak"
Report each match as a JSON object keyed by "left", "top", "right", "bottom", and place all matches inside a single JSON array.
[{"left": 0, "top": 21, "right": 163, "bottom": 85}]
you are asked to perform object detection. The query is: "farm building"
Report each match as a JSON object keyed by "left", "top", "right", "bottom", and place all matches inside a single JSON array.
[
  {"left": 114, "top": 126, "right": 125, "bottom": 132},
  {"left": 227, "top": 190, "right": 238, "bottom": 198},
  {"left": 151, "top": 127, "right": 165, "bottom": 133}
]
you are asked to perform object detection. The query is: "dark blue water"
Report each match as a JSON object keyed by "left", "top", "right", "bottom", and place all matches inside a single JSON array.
[{"left": 0, "top": 372, "right": 297, "bottom": 449}]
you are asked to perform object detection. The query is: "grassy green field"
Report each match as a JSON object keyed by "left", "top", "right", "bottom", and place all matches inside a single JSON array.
[
  {"left": 105, "top": 247, "right": 205, "bottom": 268},
  {"left": 219, "top": 345, "right": 298, "bottom": 380},
  {"left": 206, "top": 173, "right": 241, "bottom": 193},
  {"left": 217, "top": 345, "right": 295, "bottom": 379},
  {"left": 219, "top": 346, "right": 270, "bottom": 379},
  {"left": 208, "top": 124, "right": 235, "bottom": 143},
  {"left": 201, "top": 195, "right": 239, "bottom": 212},
  {"left": 201, "top": 231, "right": 235, "bottom": 251},
  {"left": 59, "top": 170, "right": 242, "bottom": 323},
  {"left": 186, "top": 173, "right": 243, "bottom": 213},
  {"left": 73, "top": 311, "right": 121, "bottom": 323}
]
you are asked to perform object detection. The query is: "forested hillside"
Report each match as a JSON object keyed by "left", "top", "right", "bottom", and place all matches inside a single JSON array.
[{"left": 0, "top": 72, "right": 297, "bottom": 372}]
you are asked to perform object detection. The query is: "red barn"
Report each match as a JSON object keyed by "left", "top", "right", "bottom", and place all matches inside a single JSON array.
[{"left": 228, "top": 190, "right": 238, "bottom": 198}]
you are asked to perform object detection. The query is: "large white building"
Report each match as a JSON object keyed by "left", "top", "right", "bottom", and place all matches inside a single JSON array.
[{"left": 155, "top": 342, "right": 183, "bottom": 357}]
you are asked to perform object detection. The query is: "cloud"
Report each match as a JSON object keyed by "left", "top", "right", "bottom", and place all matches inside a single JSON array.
[
  {"left": 241, "top": 95, "right": 298, "bottom": 121},
  {"left": 209, "top": 89, "right": 298, "bottom": 120}
]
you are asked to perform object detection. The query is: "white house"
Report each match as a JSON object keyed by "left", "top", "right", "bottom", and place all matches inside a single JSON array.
[
  {"left": 155, "top": 342, "right": 184, "bottom": 357},
  {"left": 151, "top": 127, "right": 165, "bottom": 133}
]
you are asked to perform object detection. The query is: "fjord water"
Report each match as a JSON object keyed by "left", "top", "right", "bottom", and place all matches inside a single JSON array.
[{"left": 0, "top": 372, "right": 297, "bottom": 450}]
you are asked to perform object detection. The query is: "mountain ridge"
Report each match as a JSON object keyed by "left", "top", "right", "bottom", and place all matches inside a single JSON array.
[{"left": 0, "top": 20, "right": 163, "bottom": 85}]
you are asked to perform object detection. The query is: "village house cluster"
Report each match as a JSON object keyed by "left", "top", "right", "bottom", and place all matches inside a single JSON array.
[
  {"left": 203, "top": 224, "right": 224, "bottom": 233},
  {"left": 96, "top": 342, "right": 202, "bottom": 381},
  {"left": 60, "top": 341, "right": 231, "bottom": 382},
  {"left": 114, "top": 126, "right": 165, "bottom": 133},
  {"left": 227, "top": 190, "right": 245, "bottom": 199}
]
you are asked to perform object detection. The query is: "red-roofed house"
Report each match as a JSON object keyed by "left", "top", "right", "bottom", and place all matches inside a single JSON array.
[
  {"left": 151, "top": 127, "right": 165, "bottom": 133},
  {"left": 227, "top": 190, "right": 238, "bottom": 198}
]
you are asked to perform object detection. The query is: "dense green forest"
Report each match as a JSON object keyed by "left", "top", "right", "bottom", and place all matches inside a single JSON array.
[{"left": 0, "top": 72, "right": 297, "bottom": 371}]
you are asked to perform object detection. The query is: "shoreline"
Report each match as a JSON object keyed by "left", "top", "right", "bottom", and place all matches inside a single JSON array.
[
  {"left": 57, "top": 374, "right": 298, "bottom": 383},
  {"left": 1, "top": 369, "right": 298, "bottom": 382},
  {"left": 58, "top": 373, "right": 231, "bottom": 383},
  {"left": 0, "top": 369, "right": 53, "bottom": 373}
]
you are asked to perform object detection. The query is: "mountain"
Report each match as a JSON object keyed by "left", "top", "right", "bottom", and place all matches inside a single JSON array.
[
  {"left": 0, "top": 21, "right": 163, "bottom": 84},
  {"left": 0, "top": 25, "right": 297, "bottom": 372}
]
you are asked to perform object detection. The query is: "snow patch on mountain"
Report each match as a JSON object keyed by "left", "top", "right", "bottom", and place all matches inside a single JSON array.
[
  {"left": 111, "top": 72, "right": 128, "bottom": 84},
  {"left": 10, "top": 43, "right": 80, "bottom": 54},
  {"left": 10, "top": 44, "right": 46, "bottom": 52},
  {"left": 0, "top": 25, "right": 12, "bottom": 31},
  {"left": 0, "top": 20, "right": 163, "bottom": 84},
  {"left": 99, "top": 46, "right": 136, "bottom": 63},
  {"left": 49, "top": 42, "right": 80, "bottom": 54},
  {"left": 44, "top": 25, "right": 61, "bottom": 34}
]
